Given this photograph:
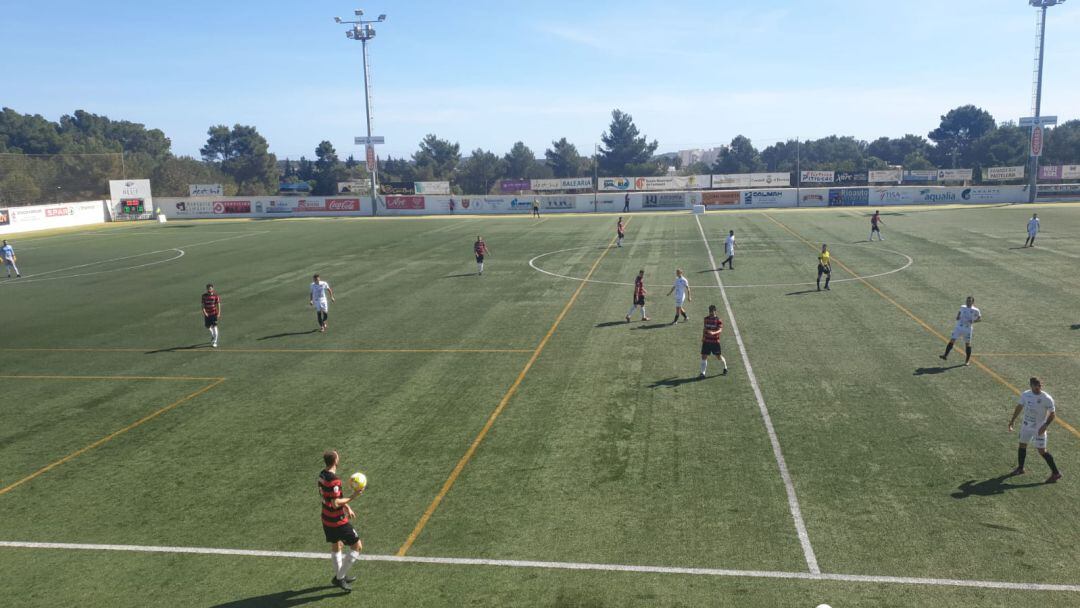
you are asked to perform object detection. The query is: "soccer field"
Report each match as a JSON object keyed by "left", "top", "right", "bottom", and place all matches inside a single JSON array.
[{"left": 3, "top": 203, "right": 1080, "bottom": 607}]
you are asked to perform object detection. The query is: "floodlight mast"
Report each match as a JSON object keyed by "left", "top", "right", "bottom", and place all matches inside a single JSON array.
[
  {"left": 335, "top": 9, "right": 387, "bottom": 215},
  {"left": 1027, "top": 0, "right": 1064, "bottom": 202}
]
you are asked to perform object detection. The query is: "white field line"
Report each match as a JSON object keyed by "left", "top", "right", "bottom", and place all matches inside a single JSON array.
[
  {"left": 2, "top": 541, "right": 1078, "bottom": 593},
  {"left": 693, "top": 214, "right": 820, "bottom": 574}
]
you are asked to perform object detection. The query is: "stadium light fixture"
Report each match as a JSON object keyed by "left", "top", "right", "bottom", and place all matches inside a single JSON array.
[
  {"left": 336, "top": 8, "right": 387, "bottom": 215},
  {"left": 1025, "top": 0, "right": 1064, "bottom": 202}
]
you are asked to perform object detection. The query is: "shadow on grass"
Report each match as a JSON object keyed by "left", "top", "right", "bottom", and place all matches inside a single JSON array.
[
  {"left": 443, "top": 272, "right": 478, "bottom": 278},
  {"left": 258, "top": 330, "right": 319, "bottom": 341},
  {"left": 1071, "top": 324, "right": 1080, "bottom": 330},
  {"left": 144, "top": 343, "right": 208, "bottom": 354},
  {"left": 785, "top": 288, "right": 821, "bottom": 296},
  {"left": 1007, "top": 246, "right": 1031, "bottom": 250},
  {"left": 951, "top": 473, "right": 1046, "bottom": 499},
  {"left": 209, "top": 585, "right": 348, "bottom": 607},
  {"left": 632, "top": 323, "right": 671, "bottom": 331},
  {"left": 649, "top": 376, "right": 703, "bottom": 388},
  {"left": 696, "top": 268, "right": 723, "bottom": 274},
  {"left": 914, "top": 364, "right": 966, "bottom": 375},
  {"left": 595, "top": 320, "right": 630, "bottom": 328}
]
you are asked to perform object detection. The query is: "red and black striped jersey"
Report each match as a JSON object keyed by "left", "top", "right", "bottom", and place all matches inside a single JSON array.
[
  {"left": 474, "top": 241, "right": 487, "bottom": 255},
  {"left": 634, "top": 275, "right": 646, "bottom": 298},
  {"left": 318, "top": 470, "right": 349, "bottom": 527},
  {"left": 201, "top": 292, "right": 220, "bottom": 315},
  {"left": 702, "top": 315, "right": 723, "bottom": 343},
  {"left": 617, "top": 221, "right": 625, "bottom": 235}
]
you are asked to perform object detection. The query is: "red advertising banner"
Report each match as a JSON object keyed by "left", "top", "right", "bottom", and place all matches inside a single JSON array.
[
  {"left": 385, "top": 196, "right": 426, "bottom": 210},
  {"left": 45, "top": 207, "right": 73, "bottom": 217},
  {"left": 1031, "top": 127, "right": 1044, "bottom": 157},
  {"left": 702, "top": 191, "right": 740, "bottom": 205},
  {"left": 212, "top": 200, "right": 252, "bottom": 214}
]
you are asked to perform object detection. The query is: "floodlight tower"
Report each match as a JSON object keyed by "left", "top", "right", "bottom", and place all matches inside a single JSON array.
[
  {"left": 336, "top": 9, "right": 387, "bottom": 214},
  {"left": 1026, "top": 0, "right": 1064, "bottom": 202}
]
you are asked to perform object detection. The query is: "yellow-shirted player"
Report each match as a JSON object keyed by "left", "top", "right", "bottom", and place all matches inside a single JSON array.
[{"left": 817, "top": 244, "right": 831, "bottom": 291}]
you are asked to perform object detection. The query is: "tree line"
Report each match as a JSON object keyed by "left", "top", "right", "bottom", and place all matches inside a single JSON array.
[{"left": 1, "top": 105, "right": 1078, "bottom": 204}]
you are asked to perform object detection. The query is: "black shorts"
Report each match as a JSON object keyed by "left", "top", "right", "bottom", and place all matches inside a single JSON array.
[
  {"left": 871, "top": 225, "right": 880, "bottom": 232},
  {"left": 475, "top": 254, "right": 484, "bottom": 263},
  {"left": 817, "top": 264, "right": 831, "bottom": 276},
  {"left": 634, "top": 295, "right": 645, "bottom": 306},
  {"left": 701, "top": 342, "right": 722, "bottom": 357},
  {"left": 323, "top": 523, "right": 360, "bottom": 545},
  {"left": 204, "top": 314, "right": 218, "bottom": 328}
]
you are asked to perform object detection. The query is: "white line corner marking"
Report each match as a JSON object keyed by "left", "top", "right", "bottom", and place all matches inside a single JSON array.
[
  {"left": 1, "top": 542, "right": 1078, "bottom": 592},
  {"left": 694, "top": 214, "right": 820, "bottom": 574}
]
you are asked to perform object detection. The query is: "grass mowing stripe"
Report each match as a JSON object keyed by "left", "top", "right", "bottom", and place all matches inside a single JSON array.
[
  {"left": 0, "top": 378, "right": 226, "bottom": 496},
  {"left": 0, "top": 347, "right": 532, "bottom": 354},
  {"left": 763, "top": 213, "right": 1080, "bottom": 442},
  {"left": 694, "top": 214, "right": 820, "bottom": 574},
  {"left": 0, "top": 374, "right": 223, "bottom": 380},
  {"left": 396, "top": 222, "right": 628, "bottom": 557},
  {"left": 3, "top": 541, "right": 1079, "bottom": 593}
]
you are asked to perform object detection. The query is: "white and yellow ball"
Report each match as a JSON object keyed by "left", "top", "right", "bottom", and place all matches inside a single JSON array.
[{"left": 348, "top": 472, "right": 367, "bottom": 492}]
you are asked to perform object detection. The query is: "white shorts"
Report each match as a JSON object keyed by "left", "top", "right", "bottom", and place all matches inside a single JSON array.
[
  {"left": 950, "top": 325, "right": 972, "bottom": 341},
  {"left": 674, "top": 296, "right": 686, "bottom": 308},
  {"left": 314, "top": 300, "right": 329, "bottom": 313},
  {"left": 1018, "top": 423, "right": 1047, "bottom": 449}
]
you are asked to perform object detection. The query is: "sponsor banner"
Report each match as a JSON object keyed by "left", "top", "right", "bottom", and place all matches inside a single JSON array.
[
  {"left": 188, "top": 184, "right": 223, "bottom": 197},
  {"left": 741, "top": 190, "right": 796, "bottom": 206},
  {"left": 915, "top": 187, "right": 967, "bottom": 204},
  {"left": 0, "top": 209, "right": 8, "bottom": 226},
  {"left": 1040, "top": 165, "right": 1080, "bottom": 181},
  {"left": 642, "top": 193, "right": 687, "bottom": 208},
  {"left": 414, "top": 181, "right": 451, "bottom": 195},
  {"left": 385, "top": 195, "right": 425, "bottom": 210},
  {"left": 711, "top": 173, "right": 790, "bottom": 188},
  {"left": 1038, "top": 184, "right": 1080, "bottom": 199},
  {"left": 541, "top": 197, "right": 576, "bottom": 210},
  {"left": 379, "top": 182, "right": 415, "bottom": 195},
  {"left": 279, "top": 182, "right": 311, "bottom": 195},
  {"left": 212, "top": 200, "right": 252, "bottom": 214},
  {"left": 509, "top": 198, "right": 534, "bottom": 210},
  {"left": 800, "top": 170, "right": 834, "bottom": 183},
  {"left": 936, "top": 169, "right": 973, "bottom": 181},
  {"left": 872, "top": 187, "right": 914, "bottom": 204},
  {"left": 1067, "top": 166, "right": 1080, "bottom": 180},
  {"left": 530, "top": 177, "right": 593, "bottom": 191},
  {"left": 701, "top": 191, "right": 740, "bottom": 206},
  {"left": 598, "top": 177, "right": 635, "bottom": 191},
  {"left": 0, "top": 201, "right": 107, "bottom": 235},
  {"left": 108, "top": 179, "right": 154, "bottom": 220},
  {"left": 499, "top": 179, "right": 532, "bottom": 192},
  {"left": 869, "top": 169, "right": 901, "bottom": 183},
  {"left": 982, "top": 166, "right": 1024, "bottom": 181},
  {"left": 834, "top": 172, "right": 868, "bottom": 184},
  {"left": 903, "top": 170, "right": 938, "bottom": 183},
  {"left": 632, "top": 175, "right": 710, "bottom": 191},
  {"left": 798, "top": 188, "right": 829, "bottom": 207},
  {"left": 960, "top": 187, "right": 1016, "bottom": 202},
  {"left": 337, "top": 180, "right": 371, "bottom": 194},
  {"left": 828, "top": 188, "right": 870, "bottom": 206}
]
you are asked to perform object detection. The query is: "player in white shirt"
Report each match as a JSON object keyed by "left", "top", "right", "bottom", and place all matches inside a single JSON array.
[
  {"left": 1023, "top": 213, "right": 1040, "bottom": 248},
  {"left": 939, "top": 296, "right": 981, "bottom": 366},
  {"left": 309, "top": 274, "right": 336, "bottom": 333},
  {"left": 665, "top": 269, "right": 691, "bottom": 325},
  {"left": 720, "top": 230, "right": 735, "bottom": 270},
  {"left": 1008, "top": 377, "right": 1062, "bottom": 483},
  {"left": 1, "top": 240, "right": 20, "bottom": 278}
]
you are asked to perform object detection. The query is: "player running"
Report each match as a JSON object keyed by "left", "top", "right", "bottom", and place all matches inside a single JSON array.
[
  {"left": 1024, "top": 213, "right": 1039, "bottom": 248},
  {"left": 2, "top": 240, "right": 20, "bottom": 278},
  {"left": 666, "top": 269, "right": 691, "bottom": 325},
  {"left": 474, "top": 236, "right": 489, "bottom": 275},
  {"left": 817, "top": 244, "right": 831, "bottom": 291},
  {"left": 625, "top": 269, "right": 649, "bottom": 322},
  {"left": 699, "top": 304, "right": 728, "bottom": 378},
  {"left": 940, "top": 296, "right": 981, "bottom": 366},
  {"left": 201, "top": 284, "right": 221, "bottom": 348},
  {"left": 319, "top": 450, "right": 365, "bottom": 592},
  {"left": 1008, "top": 377, "right": 1062, "bottom": 483},
  {"left": 616, "top": 217, "right": 625, "bottom": 247},
  {"left": 310, "top": 274, "right": 335, "bottom": 332},
  {"left": 720, "top": 230, "right": 735, "bottom": 269},
  {"left": 869, "top": 210, "right": 884, "bottom": 241}
]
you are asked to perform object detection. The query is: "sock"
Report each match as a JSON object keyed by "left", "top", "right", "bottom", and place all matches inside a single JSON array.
[
  {"left": 479, "top": 262, "right": 484, "bottom": 273},
  {"left": 331, "top": 552, "right": 343, "bottom": 578},
  {"left": 1043, "top": 452, "right": 1059, "bottom": 475},
  {"left": 700, "top": 359, "right": 707, "bottom": 375},
  {"left": 212, "top": 327, "right": 219, "bottom": 341},
  {"left": 720, "top": 356, "right": 728, "bottom": 370},
  {"left": 682, "top": 311, "right": 688, "bottom": 320},
  {"left": 209, "top": 328, "right": 215, "bottom": 340},
  {"left": 627, "top": 305, "right": 637, "bottom": 317},
  {"left": 964, "top": 345, "right": 972, "bottom": 362},
  {"left": 640, "top": 306, "right": 646, "bottom": 318},
  {"left": 943, "top": 342, "right": 954, "bottom": 358},
  {"left": 339, "top": 549, "right": 361, "bottom": 578},
  {"left": 1018, "top": 447, "right": 1027, "bottom": 469},
  {"left": 825, "top": 275, "right": 830, "bottom": 288},
  {"left": 673, "top": 314, "right": 680, "bottom": 323}
]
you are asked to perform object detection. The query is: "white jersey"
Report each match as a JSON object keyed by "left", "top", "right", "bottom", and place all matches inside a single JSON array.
[
  {"left": 1027, "top": 218, "right": 1040, "bottom": 234},
  {"left": 725, "top": 235, "right": 735, "bottom": 255},
  {"left": 310, "top": 280, "right": 331, "bottom": 302},
  {"left": 1, "top": 244, "right": 13, "bottom": 260},
  {"left": 1018, "top": 390, "right": 1055, "bottom": 427},
  {"left": 673, "top": 276, "right": 689, "bottom": 300},
  {"left": 955, "top": 305, "right": 981, "bottom": 328}
]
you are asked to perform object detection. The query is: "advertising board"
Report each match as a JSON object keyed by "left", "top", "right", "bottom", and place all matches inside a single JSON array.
[
  {"left": 108, "top": 179, "right": 154, "bottom": 220},
  {"left": 982, "top": 166, "right": 1024, "bottom": 181},
  {"left": 642, "top": 193, "right": 686, "bottom": 208},
  {"left": 385, "top": 196, "right": 426, "bottom": 210},
  {"left": 0, "top": 201, "right": 107, "bottom": 235},
  {"left": 499, "top": 179, "right": 532, "bottom": 192},
  {"left": 701, "top": 191, "right": 740, "bottom": 205},
  {"left": 936, "top": 169, "right": 973, "bottom": 181},
  {"left": 414, "top": 181, "right": 451, "bottom": 195},
  {"left": 800, "top": 171, "right": 834, "bottom": 183},
  {"left": 828, "top": 188, "right": 870, "bottom": 206},
  {"left": 598, "top": 177, "right": 634, "bottom": 191},
  {"left": 189, "top": 184, "right": 223, "bottom": 197},
  {"left": 530, "top": 178, "right": 593, "bottom": 191},
  {"left": 869, "top": 169, "right": 901, "bottom": 183}
]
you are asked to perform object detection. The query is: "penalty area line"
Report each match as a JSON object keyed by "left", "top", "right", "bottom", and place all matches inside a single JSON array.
[{"left": 1, "top": 541, "right": 1078, "bottom": 593}]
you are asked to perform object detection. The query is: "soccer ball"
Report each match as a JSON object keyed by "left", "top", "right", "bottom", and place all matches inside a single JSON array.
[{"left": 348, "top": 472, "right": 367, "bottom": 492}]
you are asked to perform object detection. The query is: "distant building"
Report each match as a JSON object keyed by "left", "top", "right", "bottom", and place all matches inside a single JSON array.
[{"left": 678, "top": 147, "right": 724, "bottom": 170}]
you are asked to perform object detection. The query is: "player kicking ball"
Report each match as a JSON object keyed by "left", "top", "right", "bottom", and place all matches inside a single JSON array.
[
  {"left": 699, "top": 304, "right": 728, "bottom": 378},
  {"left": 1008, "top": 377, "right": 1062, "bottom": 483},
  {"left": 318, "top": 450, "right": 365, "bottom": 592},
  {"left": 666, "top": 269, "right": 691, "bottom": 325},
  {"left": 940, "top": 296, "right": 980, "bottom": 366},
  {"left": 310, "top": 274, "right": 335, "bottom": 333},
  {"left": 625, "top": 269, "right": 649, "bottom": 322}
]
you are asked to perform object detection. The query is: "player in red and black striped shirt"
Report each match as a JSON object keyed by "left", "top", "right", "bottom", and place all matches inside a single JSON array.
[
  {"left": 201, "top": 284, "right": 220, "bottom": 348},
  {"left": 616, "top": 217, "right": 625, "bottom": 248},
  {"left": 625, "top": 270, "right": 649, "bottom": 322},
  {"left": 319, "top": 450, "right": 364, "bottom": 592},
  {"left": 699, "top": 304, "right": 728, "bottom": 378},
  {"left": 474, "top": 236, "right": 489, "bottom": 276}
]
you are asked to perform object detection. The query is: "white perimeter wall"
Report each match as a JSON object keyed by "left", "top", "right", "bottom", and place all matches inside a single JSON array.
[{"left": 0, "top": 201, "right": 107, "bottom": 235}]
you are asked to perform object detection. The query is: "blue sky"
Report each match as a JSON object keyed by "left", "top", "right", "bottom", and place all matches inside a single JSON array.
[{"left": 3, "top": 0, "right": 1079, "bottom": 160}]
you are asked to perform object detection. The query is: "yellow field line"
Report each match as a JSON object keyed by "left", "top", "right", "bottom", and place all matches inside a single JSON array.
[
  {"left": 763, "top": 213, "right": 1080, "bottom": 440},
  {"left": 0, "top": 347, "right": 532, "bottom": 354},
  {"left": 0, "top": 378, "right": 226, "bottom": 496},
  {"left": 0, "top": 374, "right": 223, "bottom": 381},
  {"left": 396, "top": 223, "right": 626, "bottom": 556}
]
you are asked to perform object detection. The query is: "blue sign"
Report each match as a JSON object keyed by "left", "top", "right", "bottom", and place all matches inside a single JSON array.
[{"left": 828, "top": 188, "right": 870, "bottom": 206}]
